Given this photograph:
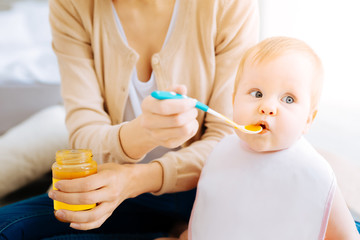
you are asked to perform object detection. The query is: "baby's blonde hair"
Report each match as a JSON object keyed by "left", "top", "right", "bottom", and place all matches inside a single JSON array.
[{"left": 234, "top": 36, "right": 324, "bottom": 110}]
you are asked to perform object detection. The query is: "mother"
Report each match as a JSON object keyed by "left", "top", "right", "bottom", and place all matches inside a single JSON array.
[{"left": 0, "top": 0, "right": 259, "bottom": 239}]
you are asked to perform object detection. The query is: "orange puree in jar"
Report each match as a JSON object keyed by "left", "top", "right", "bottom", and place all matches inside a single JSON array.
[{"left": 52, "top": 149, "right": 97, "bottom": 212}]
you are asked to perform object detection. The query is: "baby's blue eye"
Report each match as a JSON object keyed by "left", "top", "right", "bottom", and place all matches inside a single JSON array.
[
  {"left": 282, "top": 96, "right": 294, "bottom": 104},
  {"left": 250, "top": 90, "right": 263, "bottom": 98}
]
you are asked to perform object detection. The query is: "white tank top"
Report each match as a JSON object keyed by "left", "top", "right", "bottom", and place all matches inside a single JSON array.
[
  {"left": 189, "top": 135, "right": 336, "bottom": 240},
  {"left": 112, "top": 1, "right": 180, "bottom": 163}
]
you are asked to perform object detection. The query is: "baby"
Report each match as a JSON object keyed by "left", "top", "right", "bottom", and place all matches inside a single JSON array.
[{"left": 188, "top": 37, "right": 359, "bottom": 239}]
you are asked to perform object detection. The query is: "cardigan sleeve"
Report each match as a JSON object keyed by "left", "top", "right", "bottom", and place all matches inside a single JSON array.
[
  {"left": 49, "top": 0, "right": 141, "bottom": 164},
  {"left": 152, "top": 0, "right": 259, "bottom": 194}
]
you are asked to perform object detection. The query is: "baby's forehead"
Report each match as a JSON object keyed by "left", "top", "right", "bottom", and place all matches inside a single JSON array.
[
  {"left": 246, "top": 50, "right": 315, "bottom": 67},
  {"left": 242, "top": 54, "right": 319, "bottom": 91},
  {"left": 244, "top": 52, "right": 321, "bottom": 85},
  {"left": 245, "top": 53, "right": 316, "bottom": 78}
]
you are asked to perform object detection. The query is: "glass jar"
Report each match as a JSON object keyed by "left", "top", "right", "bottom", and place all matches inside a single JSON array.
[{"left": 52, "top": 149, "right": 97, "bottom": 211}]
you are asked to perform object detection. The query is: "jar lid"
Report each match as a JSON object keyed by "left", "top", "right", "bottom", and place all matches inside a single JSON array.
[{"left": 56, "top": 149, "right": 93, "bottom": 164}]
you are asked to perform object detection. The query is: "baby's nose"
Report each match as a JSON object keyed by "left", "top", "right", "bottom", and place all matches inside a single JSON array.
[{"left": 259, "top": 105, "right": 277, "bottom": 116}]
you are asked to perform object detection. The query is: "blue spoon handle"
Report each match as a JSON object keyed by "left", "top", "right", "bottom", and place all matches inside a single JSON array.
[
  {"left": 151, "top": 91, "right": 209, "bottom": 112},
  {"left": 151, "top": 91, "right": 262, "bottom": 134}
]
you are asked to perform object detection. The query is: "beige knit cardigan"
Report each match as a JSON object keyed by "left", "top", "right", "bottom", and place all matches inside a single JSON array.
[{"left": 49, "top": 0, "right": 259, "bottom": 194}]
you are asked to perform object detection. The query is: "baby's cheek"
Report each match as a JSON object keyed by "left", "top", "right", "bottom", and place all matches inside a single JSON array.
[
  {"left": 232, "top": 104, "right": 246, "bottom": 124},
  {"left": 233, "top": 111, "right": 241, "bottom": 124},
  {"left": 278, "top": 125, "right": 301, "bottom": 148}
]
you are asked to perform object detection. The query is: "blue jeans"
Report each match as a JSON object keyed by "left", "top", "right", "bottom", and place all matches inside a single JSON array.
[
  {"left": 0, "top": 191, "right": 359, "bottom": 239},
  {"left": 0, "top": 189, "right": 196, "bottom": 240}
]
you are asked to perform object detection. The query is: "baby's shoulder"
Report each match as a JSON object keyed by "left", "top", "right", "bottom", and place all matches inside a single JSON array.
[{"left": 291, "top": 137, "right": 334, "bottom": 173}]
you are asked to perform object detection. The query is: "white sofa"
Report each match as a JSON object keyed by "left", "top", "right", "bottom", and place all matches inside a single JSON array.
[{"left": 0, "top": 83, "right": 68, "bottom": 206}]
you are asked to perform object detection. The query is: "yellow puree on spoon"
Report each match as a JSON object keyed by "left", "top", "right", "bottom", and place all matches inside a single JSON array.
[{"left": 244, "top": 125, "right": 262, "bottom": 132}]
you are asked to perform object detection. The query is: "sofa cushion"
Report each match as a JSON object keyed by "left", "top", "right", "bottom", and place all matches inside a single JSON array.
[{"left": 0, "top": 105, "right": 68, "bottom": 198}]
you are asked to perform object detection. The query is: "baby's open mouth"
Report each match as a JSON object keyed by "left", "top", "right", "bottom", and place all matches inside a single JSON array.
[{"left": 256, "top": 121, "right": 269, "bottom": 132}]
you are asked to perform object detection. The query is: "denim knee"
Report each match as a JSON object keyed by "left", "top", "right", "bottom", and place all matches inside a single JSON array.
[{"left": 0, "top": 194, "right": 63, "bottom": 240}]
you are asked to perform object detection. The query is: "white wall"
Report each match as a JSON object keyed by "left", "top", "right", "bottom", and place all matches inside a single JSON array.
[{"left": 258, "top": 0, "right": 360, "bottom": 165}]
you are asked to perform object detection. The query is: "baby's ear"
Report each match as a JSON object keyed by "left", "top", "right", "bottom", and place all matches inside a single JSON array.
[{"left": 303, "top": 109, "right": 318, "bottom": 134}]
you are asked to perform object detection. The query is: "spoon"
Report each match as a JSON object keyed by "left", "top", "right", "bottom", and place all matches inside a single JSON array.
[{"left": 151, "top": 91, "right": 262, "bottom": 134}]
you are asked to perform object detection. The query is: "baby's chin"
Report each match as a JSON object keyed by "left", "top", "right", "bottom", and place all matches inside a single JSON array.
[
  {"left": 245, "top": 143, "right": 286, "bottom": 153},
  {"left": 248, "top": 145, "right": 284, "bottom": 153},
  {"left": 239, "top": 136, "right": 291, "bottom": 153}
]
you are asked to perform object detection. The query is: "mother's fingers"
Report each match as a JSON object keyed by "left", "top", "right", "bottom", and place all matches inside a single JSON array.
[
  {"left": 147, "top": 120, "right": 199, "bottom": 141},
  {"left": 49, "top": 188, "right": 104, "bottom": 205},
  {"left": 142, "top": 96, "right": 196, "bottom": 115},
  {"left": 50, "top": 178, "right": 122, "bottom": 205},
  {"left": 54, "top": 165, "right": 119, "bottom": 193},
  {"left": 56, "top": 202, "right": 116, "bottom": 230},
  {"left": 54, "top": 174, "right": 106, "bottom": 193},
  {"left": 56, "top": 202, "right": 110, "bottom": 223},
  {"left": 70, "top": 214, "right": 110, "bottom": 230},
  {"left": 141, "top": 108, "right": 198, "bottom": 129}
]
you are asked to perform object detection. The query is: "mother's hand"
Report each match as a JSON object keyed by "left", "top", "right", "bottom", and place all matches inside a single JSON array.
[
  {"left": 140, "top": 85, "right": 199, "bottom": 149},
  {"left": 48, "top": 163, "right": 138, "bottom": 230},
  {"left": 120, "top": 85, "right": 199, "bottom": 159}
]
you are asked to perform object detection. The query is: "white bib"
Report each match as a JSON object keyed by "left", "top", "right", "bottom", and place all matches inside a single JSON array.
[{"left": 189, "top": 135, "right": 336, "bottom": 240}]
